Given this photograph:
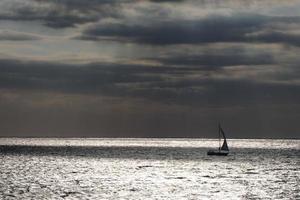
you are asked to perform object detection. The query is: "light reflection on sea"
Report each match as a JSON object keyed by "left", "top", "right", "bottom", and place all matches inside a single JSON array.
[{"left": 0, "top": 138, "right": 299, "bottom": 199}]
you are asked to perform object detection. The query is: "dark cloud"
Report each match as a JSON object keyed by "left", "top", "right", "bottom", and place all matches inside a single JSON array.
[
  {"left": 78, "top": 14, "right": 300, "bottom": 46},
  {"left": 248, "top": 31, "right": 300, "bottom": 47},
  {"left": 0, "top": 58, "right": 299, "bottom": 107},
  {"left": 0, "top": 0, "right": 121, "bottom": 28},
  {"left": 77, "top": 16, "right": 251, "bottom": 44},
  {"left": 0, "top": 0, "right": 182, "bottom": 28},
  {"left": 0, "top": 10, "right": 99, "bottom": 29},
  {"left": 0, "top": 59, "right": 162, "bottom": 93}
]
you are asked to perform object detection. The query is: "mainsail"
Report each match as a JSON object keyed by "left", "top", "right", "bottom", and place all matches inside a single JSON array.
[{"left": 219, "top": 125, "right": 229, "bottom": 151}]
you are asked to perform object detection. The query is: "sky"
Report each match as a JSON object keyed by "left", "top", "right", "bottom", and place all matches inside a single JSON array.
[{"left": 0, "top": 0, "right": 300, "bottom": 138}]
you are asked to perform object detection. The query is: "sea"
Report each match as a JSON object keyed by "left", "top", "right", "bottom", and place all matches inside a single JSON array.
[{"left": 0, "top": 138, "right": 299, "bottom": 199}]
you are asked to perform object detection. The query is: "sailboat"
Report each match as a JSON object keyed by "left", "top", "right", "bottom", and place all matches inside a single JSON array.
[{"left": 207, "top": 124, "right": 229, "bottom": 156}]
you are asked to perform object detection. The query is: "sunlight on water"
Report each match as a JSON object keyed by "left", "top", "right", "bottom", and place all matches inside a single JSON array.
[
  {"left": 0, "top": 138, "right": 299, "bottom": 149},
  {"left": 0, "top": 138, "right": 299, "bottom": 199}
]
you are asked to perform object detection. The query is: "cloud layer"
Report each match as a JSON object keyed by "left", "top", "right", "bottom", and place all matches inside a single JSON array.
[
  {"left": 77, "top": 15, "right": 300, "bottom": 47},
  {"left": 0, "top": 0, "right": 300, "bottom": 137}
]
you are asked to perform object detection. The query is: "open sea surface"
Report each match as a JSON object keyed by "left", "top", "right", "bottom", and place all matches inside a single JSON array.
[{"left": 0, "top": 138, "right": 299, "bottom": 199}]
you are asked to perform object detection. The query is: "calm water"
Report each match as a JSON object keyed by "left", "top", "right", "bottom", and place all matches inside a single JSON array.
[{"left": 0, "top": 138, "right": 299, "bottom": 199}]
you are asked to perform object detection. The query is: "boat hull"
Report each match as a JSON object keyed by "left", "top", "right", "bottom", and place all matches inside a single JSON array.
[{"left": 207, "top": 150, "right": 229, "bottom": 156}]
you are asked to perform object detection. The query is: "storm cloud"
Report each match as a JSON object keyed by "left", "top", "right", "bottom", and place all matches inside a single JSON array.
[
  {"left": 77, "top": 14, "right": 300, "bottom": 47},
  {"left": 0, "top": 56, "right": 299, "bottom": 106},
  {"left": 0, "top": 0, "right": 182, "bottom": 28}
]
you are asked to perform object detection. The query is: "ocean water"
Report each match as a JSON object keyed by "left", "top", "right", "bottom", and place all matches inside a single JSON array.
[{"left": 0, "top": 138, "right": 299, "bottom": 199}]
